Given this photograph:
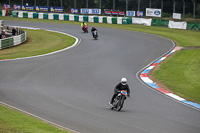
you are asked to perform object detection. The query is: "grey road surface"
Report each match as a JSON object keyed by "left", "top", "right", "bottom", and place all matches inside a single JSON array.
[{"left": 0, "top": 21, "right": 200, "bottom": 133}]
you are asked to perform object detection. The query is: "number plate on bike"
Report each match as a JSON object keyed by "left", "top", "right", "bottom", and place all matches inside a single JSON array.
[{"left": 121, "top": 90, "right": 127, "bottom": 95}]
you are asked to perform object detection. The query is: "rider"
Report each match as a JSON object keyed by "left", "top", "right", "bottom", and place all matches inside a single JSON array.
[
  {"left": 91, "top": 27, "right": 98, "bottom": 38},
  {"left": 81, "top": 21, "right": 87, "bottom": 31},
  {"left": 109, "top": 77, "right": 130, "bottom": 106}
]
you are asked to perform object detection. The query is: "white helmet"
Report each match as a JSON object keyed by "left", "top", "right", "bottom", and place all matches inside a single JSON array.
[{"left": 121, "top": 77, "right": 127, "bottom": 85}]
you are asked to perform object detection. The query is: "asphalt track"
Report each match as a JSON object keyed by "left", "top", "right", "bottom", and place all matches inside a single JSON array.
[{"left": 0, "top": 21, "right": 200, "bottom": 133}]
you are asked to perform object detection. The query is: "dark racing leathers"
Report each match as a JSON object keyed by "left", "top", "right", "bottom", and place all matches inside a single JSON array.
[
  {"left": 91, "top": 28, "right": 98, "bottom": 37},
  {"left": 110, "top": 83, "right": 130, "bottom": 104}
]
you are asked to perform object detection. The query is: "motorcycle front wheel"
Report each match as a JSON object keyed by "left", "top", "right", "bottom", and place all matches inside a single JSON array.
[{"left": 117, "top": 98, "right": 125, "bottom": 111}]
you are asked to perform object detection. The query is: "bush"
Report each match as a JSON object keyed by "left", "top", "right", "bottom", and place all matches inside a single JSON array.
[
  {"left": 162, "top": 12, "right": 171, "bottom": 18},
  {"left": 184, "top": 13, "right": 193, "bottom": 18}
]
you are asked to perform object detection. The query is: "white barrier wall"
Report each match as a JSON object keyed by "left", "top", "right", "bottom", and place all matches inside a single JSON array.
[
  {"left": 18, "top": 11, "right": 23, "bottom": 18},
  {"left": 11, "top": 10, "right": 155, "bottom": 27},
  {"left": 59, "top": 14, "right": 64, "bottom": 20},
  {"left": 89, "top": 16, "right": 94, "bottom": 23},
  {"left": 107, "top": 17, "right": 112, "bottom": 24},
  {"left": 28, "top": 12, "right": 34, "bottom": 18},
  {"left": 13, "top": 36, "right": 21, "bottom": 46},
  {"left": 69, "top": 14, "right": 74, "bottom": 21},
  {"left": 39, "top": 13, "right": 44, "bottom": 19},
  {"left": 48, "top": 13, "right": 54, "bottom": 20},
  {"left": 79, "top": 15, "right": 84, "bottom": 22},
  {"left": 99, "top": 16, "right": 103, "bottom": 23},
  {"left": 168, "top": 20, "right": 187, "bottom": 29},
  {"left": 117, "top": 17, "right": 123, "bottom": 24},
  {"left": 2, "top": 10, "right": 6, "bottom": 16},
  {"left": 132, "top": 18, "right": 152, "bottom": 26}
]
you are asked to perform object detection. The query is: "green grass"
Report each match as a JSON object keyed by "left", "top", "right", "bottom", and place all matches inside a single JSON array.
[
  {"left": 154, "top": 49, "right": 200, "bottom": 104},
  {"left": 0, "top": 104, "right": 71, "bottom": 133},
  {"left": 0, "top": 29, "right": 76, "bottom": 59}
]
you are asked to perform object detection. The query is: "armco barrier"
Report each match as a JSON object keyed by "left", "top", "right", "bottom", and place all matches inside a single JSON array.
[{"left": 0, "top": 28, "right": 26, "bottom": 50}]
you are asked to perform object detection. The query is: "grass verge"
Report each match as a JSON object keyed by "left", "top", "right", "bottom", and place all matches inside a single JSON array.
[
  {"left": 153, "top": 49, "right": 200, "bottom": 104},
  {"left": 0, "top": 104, "right": 71, "bottom": 133},
  {"left": 0, "top": 29, "right": 76, "bottom": 59}
]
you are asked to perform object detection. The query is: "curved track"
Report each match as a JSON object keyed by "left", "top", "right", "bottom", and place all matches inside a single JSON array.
[{"left": 0, "top": 21, "right": 200, "bottom": 133}]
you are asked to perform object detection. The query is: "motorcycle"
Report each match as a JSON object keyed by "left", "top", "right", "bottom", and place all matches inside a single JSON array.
[
  {"left": 83, "top": 25, "right": 88, "bottom": 33},
  {"left": 93, "top": 30, "right": 98, "bottom": 40},
  {"left": 111, "top": 90, "right": 127, "bottom": 111}
]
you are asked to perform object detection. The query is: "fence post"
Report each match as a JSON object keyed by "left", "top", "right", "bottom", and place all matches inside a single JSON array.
[
  {"left": 126, "top": 0, "right": 128, "bottom": 11},
  {"left": 149, "top": 0, "right": 151, "bottom": 8},
  {"left": 113, "top": 0, "right": 115, "bottom": 10},
  {"left": 191, "top": 0, "right": 196, "bottom": 19},
  {"left": 86, "top": 0, "right": 88, "bottom": 8},
  {"left": 99, "top": 0, "right": 101, "bottom": 9},
  {"left": 173, "top": 0, "right": 176, "bottom": 13},
  {"left": 182, "top": 0, "right": 185, "bottom": 19},
  {"left": 138, "top": 0, "right": 141, "bottom": 11},
  {"left": 161, "top": 0, "right": 163, "bottom": 17},
  {"left": 74, "top": 0, "right": 76, "bottom": 8}
]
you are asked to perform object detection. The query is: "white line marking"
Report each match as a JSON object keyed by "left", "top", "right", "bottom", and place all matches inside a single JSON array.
[
  {"left": 135, "top": 35, "right": 200, "bottom": 111},
  {"left": 166, "top": 93, "right": 185, "bottom": 101},
  {"left": 0, "top": 101, "right": 79, "bottom": 133},
  {"left": 1, "top": 25, "right": 81, "bottom": 62}
]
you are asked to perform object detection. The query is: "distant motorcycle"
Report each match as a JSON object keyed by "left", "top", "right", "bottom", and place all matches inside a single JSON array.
[
  {"left": 111, "top": 90, "right": 127, "bottom": 111},
  {"left": 83, "top": 25, "right": 88, "bottom": 33},
  {"left": 93, "top": 30, "right": 98, "bottom": 40}
]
